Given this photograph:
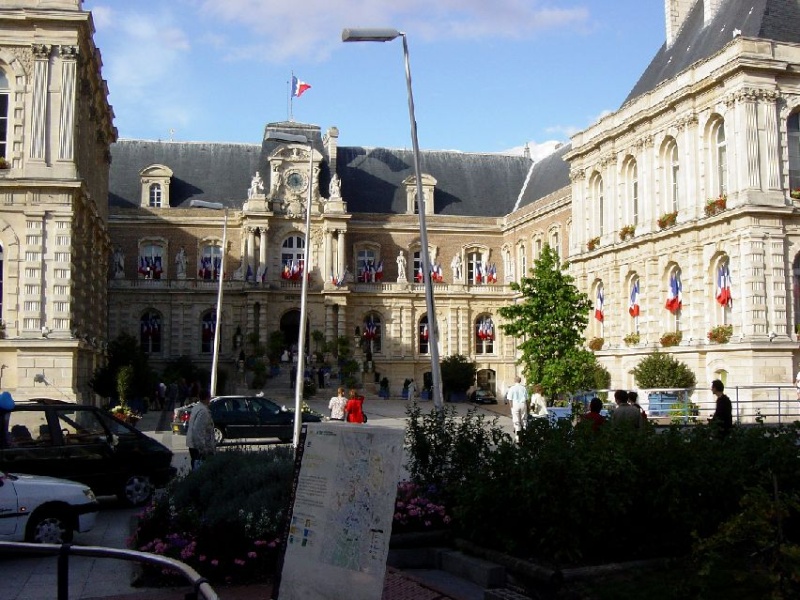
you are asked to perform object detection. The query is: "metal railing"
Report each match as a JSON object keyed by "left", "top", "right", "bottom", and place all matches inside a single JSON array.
[{"left": 0, "top": 541, "right": 218, "bottom": 600}]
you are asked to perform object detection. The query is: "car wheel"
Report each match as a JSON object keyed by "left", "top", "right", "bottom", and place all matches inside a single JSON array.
[
  {"left": 119, "top": 474, "right": 154, "bottom": 507},
  {"left": 213, "top": 426, "right": 225, "bottom": 445},
  {"left": 27, "top": 509, "right": 73, "bottom": 544}
]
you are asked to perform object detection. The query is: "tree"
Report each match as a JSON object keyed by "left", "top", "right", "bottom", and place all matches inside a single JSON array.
[
  {"left": 498, "top": 244, "right": 595, "bottom": 396},
  {"left": 440, "top": 354, "right": 477, "bottom": 399},
  {"left": 630, "top": 351, "right": 697, "bottom": 388},
  {"left": 89, "top": 331, "right": 154, "bottom": 401}
]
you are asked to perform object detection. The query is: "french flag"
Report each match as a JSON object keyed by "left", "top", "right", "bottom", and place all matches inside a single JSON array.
[
  {"left": 716, "top": 265, "right": 732, "bottom": 307},
  {"left": 629, "top": 280, "right": 640, "bottom": 317},
  {"left": 291, "top": 75, "right": 311, "bottom": 98},
  {"left": 375, "top": 260, "right": 384, "bottom": 281},
  {"left": 595, "top": 288, "right": 604, "bottom": 322},
  {"left": 665, "top": 274, "right": 682, "bottom": 314}
]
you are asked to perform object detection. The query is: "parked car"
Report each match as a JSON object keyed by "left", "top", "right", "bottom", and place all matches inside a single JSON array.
[
  {"left": 172, "top": 395, "right": 324, "bottom": 444},
  {"left": 0, "top": 470, "right": 98, "bottom": 543},
  {"left": 0, "top": 399, "right": 176, "bottom": 506},
  {"left": 470, "top": 389, "right": 498, "bottom": 405}
]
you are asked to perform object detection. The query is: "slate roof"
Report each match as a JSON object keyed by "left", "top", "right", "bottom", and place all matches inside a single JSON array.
[
  {"left": 515, "top": 143, "right": 572, "bottom": 210},
  {"left": 625, "top": 0, "right": 800, "bottom": 105}
]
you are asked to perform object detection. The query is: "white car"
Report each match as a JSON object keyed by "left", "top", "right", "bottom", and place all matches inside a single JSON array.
[{"left": 0, "top": 471, "right": 99, "bottom": 543}]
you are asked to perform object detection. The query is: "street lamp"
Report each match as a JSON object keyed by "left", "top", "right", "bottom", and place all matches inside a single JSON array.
[
  {"left": 265, "top": 131, "right": 314, "bottom": 447},
  {"left": 189, "top": 199, "right": 228, "bottom": 397},
  {"left": 342, "top": 28, "right": 443, "bottom": 411}
]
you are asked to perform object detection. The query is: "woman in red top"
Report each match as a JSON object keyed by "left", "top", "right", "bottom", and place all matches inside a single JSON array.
[{"left": 344, "top": 388, "right": 365, "bottom": 423}]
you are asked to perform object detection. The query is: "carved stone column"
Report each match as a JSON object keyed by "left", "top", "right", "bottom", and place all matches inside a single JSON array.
[
  {"left": 336, "top": 230, "right": 345, "bottom": 278},
  {"left": 324, "top": 228, "right": 332, "bottom": 280},
  {"left": 58, "top": 45, "right": 78, "bottom": 161},
  {"left": 247, "top": 228, "right": 256, "bottom": 277},
  {"left": 259, "top": 227, "right": 268, "bottom": 280},
  {"left": 31, "top": 44, "right": 52, "bottom": 160}
]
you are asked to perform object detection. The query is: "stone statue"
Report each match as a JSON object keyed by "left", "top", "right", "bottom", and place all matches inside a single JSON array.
[
  {"left": 248, "top": 171, "right": 264, "bottom": 199},
  {"left": 451, "top": 254, "right": 462, "bottom": 280},
  {"left": 329, "top": 173, "right": 341, "bottom": 198},
  {"left": 112, "top": 247, "right": 124, "bottom": 278},
  {"left": 396, "top": 250, "right": 407, "bottom": 282},
  {"left": 175, "top": 246, "right": 187, "bottom": 279}
]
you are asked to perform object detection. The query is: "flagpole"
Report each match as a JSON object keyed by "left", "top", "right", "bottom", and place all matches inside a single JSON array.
[{"left": 288, "top": 72, "right": 293, "bottom": 121}]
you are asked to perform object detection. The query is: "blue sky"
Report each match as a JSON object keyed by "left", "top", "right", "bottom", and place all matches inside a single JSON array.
[{"left": 84, "top": 0, "right": 666, "bottom": 156}]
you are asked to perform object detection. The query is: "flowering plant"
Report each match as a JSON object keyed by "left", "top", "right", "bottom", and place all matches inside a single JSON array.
[
  {"left": 110, "top": 404, "right": 141, "bottom": 422},
  {"left": 660, "top": 331, "right": 682, "bottom": 347},
  {"left": 393, "top": 481, "right": 451, "bottom": 534},
  {"left": 657, "top": 211, "right": 678, "bottom": 229},
  {"left": 619, "top": 224, "right": 636, "bottom": 241},
  {"left": 588, "top": 337, "right": 604, "bottom": 351},
  {"left": 704, "top": 194, "right": 727, "bottom": 216},
  {"left": 707, "top": 324, "right": 733, "bottom": 344},
  {"left": 791, "top": 188, "right": 800, "bottom": 200},
  {"left": 623, "top": 332, "right": 640, "bottom": 346},
  {"left": 0, "top": 157, "right": 8, "bottom": 170},
  {"left": 587, "top": 236, "right": 600, "bottom": 251}
]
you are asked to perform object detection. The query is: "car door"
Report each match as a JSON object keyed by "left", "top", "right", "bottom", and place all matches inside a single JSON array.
[
  {"left": 51, "top": 407, "right": 117, "bottom": 494},
  {"left": 0, "top": 473, "right": 19, "bottom": 538},
  {"left": 250, "top": 397, "right": 292, "bottom": 440},
  {"left": 0, "top": 407, "right": 63, "bottom": 479},
  {"left": 211, "top": 397, "right": 258, "bottom": 440}
]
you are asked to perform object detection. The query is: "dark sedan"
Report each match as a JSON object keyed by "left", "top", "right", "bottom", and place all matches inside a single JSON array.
[
  {"left": 470, "top": 389, "right": 498, "bottom": 405},
  {"left": 172, "top": 395, "right": 324, "bottom": 444}
]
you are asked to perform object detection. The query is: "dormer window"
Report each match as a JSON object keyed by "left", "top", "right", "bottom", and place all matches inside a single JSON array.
[
  {"left": 403, "top": 173, "right": 436, "bottom": 215},
  {"left": 139, "top": 164, "right": 173, "bottom": 208}
]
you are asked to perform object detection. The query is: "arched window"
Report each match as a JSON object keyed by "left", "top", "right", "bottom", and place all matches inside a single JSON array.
[
  {"left": 475, "top": 315, "right": 495, "bottom": 354},
  {"left": 199, "top": 241, "right": 222, "bottom": 281},
  {"left": 201, "top": 311, "right": 217, "bottom": 353},
  {"left": 138, "top": 243, "right": 163, "bottom": 280},
  {"left": 623, "top": 156, "right": 638, "bottom": 225},
  {"left": 467, "top": 250, "right": 484, "bottom": 284},
  {"left": 788, "top": 113, "right": 800, "bottom": 191},
  {"left": 593, "top": 282, "right": 604, "bottom": 336},
  {"left": 709, "top": 119, "right": 728, "bottom": 197},
  {"left": 628, "top": 275, "right": 641, "bottom": 333},
  {"left": 550, "top": 230, "right": 560, "bottom": 260},
  {"left": 662, "top": 138, "right": 680, "bottom": 213},
  {"left": 590, "top": 173, "right": 604, "bottom": 236},
  {"left": 148, "top": 183, "right": 162, "bottom": 208},
  {"left": 665, "top": 266, "right": 683, "bottom": 332},
  {"left": 517, "top": 244, "right": 526, "bottom": 281},
  {"left": 0, "top": 70, "right": 8, "bottom": 162},
  {"left": 356, "top": 247, "right": 378, "bottom": 282},
  {"left": 713, "top": 258, "right": 733, "bottom": 326},
  {"left": 361, "top": 312, "right": 382, "bottom": 354},
  {"left": 280, "top": 235, "right": 305, "bottom": 280},
  {"left": 140, "top": 311, "right": 162, "bottom": 354},
  {"left": 418, "top": 315, "right": 429, "bottom": 354}
]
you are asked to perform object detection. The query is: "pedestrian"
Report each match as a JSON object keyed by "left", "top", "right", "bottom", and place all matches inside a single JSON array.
[
  {"left": 795, "top": 368, "right": 800, "bottom": 402},
  {"left": 186, "top": 388, "right": 215, "bottom": 470},
  {"left": 317, "top": 366, "right": 325, "bottom": 389},
  {"left": 407, "top": 378, "right": 417, "bottom": 400},
  {"left": 505, "top": 376, "right": 529, "bottom": 442},
  {"left": 529, "top": 383, "right": 548, "bottom": 419},
  {"left": 329, "top": 387, "right": 347, "bottom": 421},
  {"left": 344, "top": 388, "right": 366, "bottom": 423},
  {"left": 709, "top": 379, "right": 733, "bottom": 437},
  {"left": 628, "top": 390, "right": 647, "bottom": 422},
  {"left": 611, "top": 389, "right": 642, "bottom": 428},
  {"left": 581, "top": 397, "right": 606, "bottom": 431},
  {"left": 290, "top": 365, "right": 297, "bottom": 389}
]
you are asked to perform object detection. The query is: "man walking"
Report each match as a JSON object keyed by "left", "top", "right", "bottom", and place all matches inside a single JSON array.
[
  {"left": 187, "top": 388, "right": 216, "bottom": 470},
  {"left": 506, "top": 376, "right": 529, "bottom": 442},
  {"left": 709, "top": 379, "right": 733, "bottom": 437}
]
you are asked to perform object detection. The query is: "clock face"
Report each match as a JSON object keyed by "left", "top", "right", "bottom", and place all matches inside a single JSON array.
[{"left": 285, "top": 170, "right": 307, "bottom": 192}]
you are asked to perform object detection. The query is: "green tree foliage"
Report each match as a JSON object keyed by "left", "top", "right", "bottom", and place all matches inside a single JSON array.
[
  {"left": 498, "top": 244, "right": 594, "bottom": 395},
  {"left": 630, "top": 351, "right": 697, "bottom": 388},
  {"left": 440, "top": 354, "right": 477, "bottom": 397},
  {"left": 89, "top": 331, "right": 153, "bottom": 401}
]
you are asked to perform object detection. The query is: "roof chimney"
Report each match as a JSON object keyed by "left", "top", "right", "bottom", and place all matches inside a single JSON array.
[
  {"left": 665, "top": 0, "right": 695, "bottom": 46},
  {"left": 703, "top": 0, "right": 724, "bottom": 25}
]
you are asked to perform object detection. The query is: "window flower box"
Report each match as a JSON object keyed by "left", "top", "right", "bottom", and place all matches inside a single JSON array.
[
  {"left": 0, "top": 157, "right": 8, "bottom": 170},
  {"left": 707, "top": 324, "right": 733, "bottom": 344},
  {"left": 619, "top": 225, "right": 636, "bottom": 241},
  {"left": 588, "top": 337, "right": 604, "bottom": 351},
  {"left": 623, "top": 332, "right": 640, "bottom": 346},
  {"left": 657, "top": 211, "right": 678, "bottom": 229},
  {"left": 587, "top": 237, "right": 600, "bottom": 251},
  {"left": 704, "top": 194, "right": 727, "bottom": 216},
  {"left": 659, "top": 331, "right": 682, "bottom": 347},
  {"left": 791, "top": 188, "right": 800, "bottom": 200}
]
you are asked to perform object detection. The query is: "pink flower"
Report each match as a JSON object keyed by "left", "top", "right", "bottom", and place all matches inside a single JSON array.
[
  {"left": 254, "top": 540, "right": 267, "bottom": 546},
  {"left": 247, "top": 552, "right": 257, "bottom": 559},
  {"left": 199, "top": 555, "right": 206, "bottom": 562},
  {"left": 211, "top": 559, "right": 219, "bottom": 567},
  {"left": 234, "top": 559, "right": 246, "bottom": 566}
]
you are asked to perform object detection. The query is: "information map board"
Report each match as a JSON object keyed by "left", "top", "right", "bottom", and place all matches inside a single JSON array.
[{"left": 274, "top": 423, "right": 404, "bottom": 600}]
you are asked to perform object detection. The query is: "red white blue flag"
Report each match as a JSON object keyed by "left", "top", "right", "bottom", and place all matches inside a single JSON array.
[
  {"left": 595, "top": 287, "right": 604, "bottom": 322},
  {"left": 665, "top": 274, "right": 682, "bottom": 314},
  {"left": 716, "top": 265, "right": 732, "bottom": 307},
  {"left": 629, "top": 280, "right": 640, "bottom": 317},
  {"left": 292, "top": 75, "right": 311, "bottom": 98}
]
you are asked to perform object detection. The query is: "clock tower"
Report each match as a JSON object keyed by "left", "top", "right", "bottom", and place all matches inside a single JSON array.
[{"left": 264, "top": 123, "right": 322, "bottom": 219}]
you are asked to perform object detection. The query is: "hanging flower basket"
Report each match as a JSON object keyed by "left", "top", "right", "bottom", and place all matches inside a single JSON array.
[
  {"left": 619, "top": 225, "right": 636, "bottom": 241},
  {"left": 623, "top": 332, "right": 640, "bottom": 346},
  {"left": 0, "top": 157, "right": 8, "bottom": 170},
  {"left": 660, "top": 331, "right": 682, "bottom": 347},
  {"left": 790, "top": 189, "right": 800, "bottom": 200},
  {"left": 587, "top": 237, "right": 600, "bottom": 251},
  {"left": 588, "top": 337, "right": 604, "bottom": 351},
  {"left": 704, "top": 195, "right": 727, "bottom": 216},
  {"left": 657, "top": 211, "right": 678, "bottom": 229},
  {"left": 707, "top": 324, "right": 733, "bottom": 344}
]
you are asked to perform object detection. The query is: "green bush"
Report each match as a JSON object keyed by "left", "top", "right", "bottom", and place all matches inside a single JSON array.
[
  {"left": 130, "top": 448, "right": 294, "bottom": 584},
  {"left": 630, "top": 350, "right": 697, "bottom": 388}
]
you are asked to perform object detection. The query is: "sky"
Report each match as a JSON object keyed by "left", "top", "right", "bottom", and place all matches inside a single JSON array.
[{"left": 83, "top": 0, "right": 667, "bottom": 158}]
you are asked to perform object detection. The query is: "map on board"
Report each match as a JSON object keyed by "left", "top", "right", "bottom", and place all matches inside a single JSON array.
[{"left": 276, "top": 423, "right": 404, "bottom": 600}]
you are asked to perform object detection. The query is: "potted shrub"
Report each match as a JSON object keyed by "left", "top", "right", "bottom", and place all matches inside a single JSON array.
[
  {"left": 587, "top": 236, "right": 600, "bottom": 251},
  {"left": 623, "top": 332, "right": 640, "bottom": 346},
  {"left": 0, "top": 157, "right": 8, "bottom": 170},
  {"left": 707, "top": 324, "right": 733, "bottom": 344},
  {"left": 630, "top": 350, "right": 697, "bottom": 418},
  {"left": 619, "top": 224, "right": 635, "bottom": 241},
  {"left": 588, "top": 337, "right": 604, "bottom": 351},
  {"left": 659, "top": 331, "right": 682, "bottom": 347},
  {"left": 791, "top": 188, "right": 800, "bottom": 200},
  {"left": 704, "top": 194, "right": 727, "bottom": 216},
  {"left": 657, "top": 211, "right": 678, "bottom": 229}
]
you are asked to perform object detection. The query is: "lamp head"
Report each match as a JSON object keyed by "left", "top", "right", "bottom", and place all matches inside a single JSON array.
[
  {"left": 342, "top": 28, "right": 402, "bottom": 42},
  {"left": 265, "top": 132, "right": 308, "bottom": 145},
  {"left": 189, "top": 200, "right": 225, "bottom": 210}
]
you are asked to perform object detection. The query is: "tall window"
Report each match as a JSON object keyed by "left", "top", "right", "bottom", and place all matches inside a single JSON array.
[
  {"left": 475, "top": 315, "right": 495, "bottom": 354},
  {"left": 413, "top": 251, "right": 423, "bottom": 283},
  {"left": 138, "top": 244, "right": 163, "bottom": 279},
  {"left": 624, "top": 157, "right": 639, "bottom": 225},
  {"left": 280, "top": 235, "right": 305, "bottom": 279},
  {"left": 140, "top": 311, "right": 162, "bottom": 353},
  {"left": 201, "top": 312, "right": 216, "bottom": 353},
  {"left": 148, "top": 184, "right": 162, "bottom": 208},
  {"left": 0, "top": 70, "right": 8, "bottom": 162},
  {"left": 467, "top": 250, "right": 484, "bottom": 284},
  {"left": 712, "top": 120, "right": 728, "bottom": 197},
  {"left": 356, "top": 248, "right": 377, "bottom": 282},
  {"left": 550, "top": 231, "right": 560, "bottom": 260},
  {"left": 517, "top": 245, "right": 526, "bottom": 281},
  {"left": 361, "top": 312, "right": 382, "bottom": 354},
  {"left": 713, "top": 258, "right": 733, "bottom": 326},
  {"left": 418, "top": 315, "right": 429, "bottom": 354},
  {"left": 789, "top": 113, "right": 800, "bottom": 191},
  {"left": 662, "top": 138, "right": 680, "bottom": 213},
  {"left": 590, "top": 173, "right": 604, "bottom": 236}
]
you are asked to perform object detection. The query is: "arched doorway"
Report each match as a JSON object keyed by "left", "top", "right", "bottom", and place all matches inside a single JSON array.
[
  {"left": 476, "top": 368, "right": 496, "bottom": 395},
  {"left": 280, "top": 309, "right": 307, "bottom": 352}
]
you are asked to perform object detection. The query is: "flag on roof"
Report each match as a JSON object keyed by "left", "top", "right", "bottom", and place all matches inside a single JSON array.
[
  {"left": 595, "top": 288, "right": 604, "bottom": 322},
  {"left": 629, "top": 280, "right": 640, "bottom": 317},
  {"left": 665, "top": 274, "right": 682, "bottom": 314},
  {"left": 716, "top": 265, "right": 732, "bottom": 307},
  {"left": 292, "top": 75, "right": 311, "bottom": 98}
]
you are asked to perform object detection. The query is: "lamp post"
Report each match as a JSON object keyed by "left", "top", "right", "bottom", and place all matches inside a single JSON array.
[
  {"left": 265, "top": 131, "right": 314, "bottom": 447},
  {"left": 342, "top": 28, "right": 443, "bottom": 411},
  {"left": 189, "top": 200, "right": 228, "bottom": 397}
]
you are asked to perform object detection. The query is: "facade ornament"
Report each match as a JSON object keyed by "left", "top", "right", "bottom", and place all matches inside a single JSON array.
[
  {"left": 569, "top": 168, "right": 586, "bottom": 182},
  {"left": 58, "top": 45, "right": 79, "bottom": 59},
  {"left": 247, "top": 171, "right": 264, "bottom": 199},
  {"left": 329, "top": 173, "right": 341, "bottom": 198},
  {"left": 31, "top": 44, "right": 51, "bottom": 59},
  {"left": 396, "top": 250, "right": 407, "bottom": 282}
]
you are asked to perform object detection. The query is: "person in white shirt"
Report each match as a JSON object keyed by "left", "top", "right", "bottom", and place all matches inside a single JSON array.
[
  {"left": 506, "top": 376, "right": 529, "bottom": 442},
  {"left": 186, "top": 389, "right": 216, "bottom": 470},
  {"left": 795, "top": 370, "right": 800, "bottom": 401},
  {"left": 529, "top": 384, "right": 548, "bottom": 418}
]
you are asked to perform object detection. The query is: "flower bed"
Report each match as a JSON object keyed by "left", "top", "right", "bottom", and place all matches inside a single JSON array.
[{"left": 657, "top": 211, "right": 678, "bottom": 229}]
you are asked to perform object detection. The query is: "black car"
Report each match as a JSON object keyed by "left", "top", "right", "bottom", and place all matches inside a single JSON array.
[
  {"left": 471, "top": 389, "right": 498, "bottom": 405},
  {"left": 0, "top": 399, "right": 175, "bottom": 506},
  {"left": 172, "top": 395, "right": 324, "bottom": 444}
]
